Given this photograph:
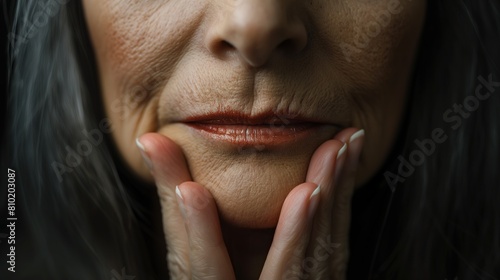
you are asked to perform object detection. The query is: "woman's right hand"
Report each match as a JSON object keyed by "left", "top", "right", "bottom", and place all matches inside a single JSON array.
[{"left": 136, "top": 127, "right": 364, "bottom": 279}]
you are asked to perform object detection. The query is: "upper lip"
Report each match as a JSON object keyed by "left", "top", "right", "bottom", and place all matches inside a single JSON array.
[{"left": 182, "top": 111, "right": 324, "bottom": 125}]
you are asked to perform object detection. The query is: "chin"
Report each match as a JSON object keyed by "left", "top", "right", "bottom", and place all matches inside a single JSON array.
[
  {"left": 191, "top": 160, "right": 309, "bottom": 228},
  {"left": 157, "top": 123, "right": 335, "bottom": 228},
  {"left": 178, "top": 138, "right": 320, "bottom": 228}
]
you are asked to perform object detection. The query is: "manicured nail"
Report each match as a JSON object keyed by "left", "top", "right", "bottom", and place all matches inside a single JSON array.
[
  {"left": 348, "top": 129, "right": 365, "bottom": 158},
  {"left": 334, "top": 144, "right": 347, "bottom": 182},
  {"left": 175, "top": 185, "right": 187, "bottom": 218},
  {"left": 175, "top": 185, "right": 184, "bottom": 200},
  {"left": 136, "top": 138, "right": 152, "bottom": 170},
  {"left": 337, "top": 143, "right": 347, "bottom": 159},
  {"left": 349, "top": 129, "right": 365, "bottom": 144},
  {"left": 309, "top": 185, "right": 321, "bottom": 200},
  {"left": 308, "top": 185, "right": 321, "bottom": 221}
]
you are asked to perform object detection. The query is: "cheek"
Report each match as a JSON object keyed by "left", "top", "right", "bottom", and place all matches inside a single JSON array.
[
  {"left": 313, "top": 0, "right": 426, "bottom": 184},
  {"left": 83, "top": 0, "right": 206, "bottom": 180},
  {"left": 321, "top": 0, "right": 426, "bottom": 84}
]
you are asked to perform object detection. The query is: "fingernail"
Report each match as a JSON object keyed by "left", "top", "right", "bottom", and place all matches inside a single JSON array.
[
  {"left": 348, "top": 129, "right": 365, "bottom": 158},
  {"left": 308, "top": 185, "right": 321, "bottom": 221},
  {"left": 309, "top": 184, "right": 321, "bottom": 200},
  {"left": 334, "top": 143, "right": 347, "bottom": 181},
  {"left": 136, "top": 138, "right": 153, "bottom": 170},
  {"left": 175, "top": 185, "right": 187, "bottom": 218},
  {"left": 349, "top": 129, "right": 365, "bottom": 144},
  {"left": 337, "top": 143, "right": 347, "bottom": 159},
  {"left": 175, "top": 185, "right": 184, "bottom": 200}
]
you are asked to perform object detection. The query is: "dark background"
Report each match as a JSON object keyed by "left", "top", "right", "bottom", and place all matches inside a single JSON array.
[
  {"left": 0, "top": 1, "right": 13, "bottom": 274},
  {"left": 1, "top": 1, "right": 12, "bottom": 140}
]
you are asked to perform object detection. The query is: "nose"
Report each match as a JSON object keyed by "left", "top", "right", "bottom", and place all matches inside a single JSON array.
[{"left": 206, "top": 0, "right": 308, "bottom": 68}]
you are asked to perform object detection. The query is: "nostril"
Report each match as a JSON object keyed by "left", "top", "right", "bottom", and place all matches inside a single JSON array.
[
  {"left": 278, "top": 26, "right": 308, "bottom": 54},
  {"left": 278, "top": 39, "right": 296, "bottom": 53},
  {"left": 205, "top": 5, "right": 308, "bottom": 67},
  {"left": 221, "top": 40, "right": 235, "bottom": 52},
  {"left": 209, "top": 39, "right": 236, "bottom": 60}
]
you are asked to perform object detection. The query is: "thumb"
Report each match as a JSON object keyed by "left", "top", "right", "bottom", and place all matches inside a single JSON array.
[{"left": 136, "top": 133, "right": 192, "bottom": 277}]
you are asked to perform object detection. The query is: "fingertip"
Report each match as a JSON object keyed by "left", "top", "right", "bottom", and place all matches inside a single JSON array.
[
  {"left": 136, "top": 133, "right": 192, "bottom": 184},
  {"left": 349, "top": 129, "right": 365, "bottom": 143},
  {"left": 333, "top": 127, "right": 362, "bottom": 143},
  {"left": 177, "top": 182, "right": 226, "bottom": 246},
  {"left": 312, "top": 139, "right": 346, "bottom": 163},
  {"left": 277, "top": 182, "right": 318, "bottom": 235},
  {"left": 281, "top": 182, "right": 320, "bottom": 225},
  {"left": 306, "top": 139, "right": 345, "bottom": 184},
  {"left": 174, "top": 183, "right": 233, "bottom": 278},
  {"left": 177, "top": 181, "right": 215, "bottom": 214},
  {"left": 282, "top": 182, "right": 318, "bottom": 209},
  {"left": 137, "top": 133, "right": 182, "bottom": 160}
]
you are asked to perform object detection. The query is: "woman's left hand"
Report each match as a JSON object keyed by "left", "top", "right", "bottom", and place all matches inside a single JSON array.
[{"left": 137, "top": 127, "right": 364, "bottom": 279}]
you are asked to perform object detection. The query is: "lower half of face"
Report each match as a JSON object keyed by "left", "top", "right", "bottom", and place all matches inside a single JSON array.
[{"left": 84, "top": 0, "right": 427, "bottom": 228}]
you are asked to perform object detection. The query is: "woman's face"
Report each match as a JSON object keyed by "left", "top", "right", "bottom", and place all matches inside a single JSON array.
[{"left": 83, "top": 0, "right": 426, "bottom": 228}]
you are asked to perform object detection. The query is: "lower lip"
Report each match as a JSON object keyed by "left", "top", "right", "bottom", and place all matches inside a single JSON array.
[{"left": 186, "top": 123, "right": 322, "bottom": 147}]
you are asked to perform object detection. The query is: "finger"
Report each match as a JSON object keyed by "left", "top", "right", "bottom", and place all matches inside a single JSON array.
[
  {"left": 307, "top": 129, "right": 365, "bottom": 279},
  {"left": 136, "top": 133, "right": 193, "bottom": 278},
  {"left": 306, "top": 139, "right": 347, "bottom": 233},
  {"left": 327, "top": 129, "right": 364, "bottom": 278},
  {"left": 326, "top": 128, "right": 364, "bottom": 241},
  {"left": 176, "top": 182, "right": 235, "bottom": 280},
  {"left": 302, "top": 138, "right": 347, "bottom": 278},
  {"left": 330, "top": 129, "right": 365, "bottom": 237},
  {"left": 259, "top": 182, "right": 319, "bottom": 279}
]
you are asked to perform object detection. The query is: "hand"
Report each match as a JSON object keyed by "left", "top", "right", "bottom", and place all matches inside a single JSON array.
[{"left": 136, "top": 127, "right": 364, "bottom": 279}]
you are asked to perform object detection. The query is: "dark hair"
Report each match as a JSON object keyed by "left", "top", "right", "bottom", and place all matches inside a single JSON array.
[
  {"left": 349, "top": 1, "right": 500, "bottom": 279},
  {"left": 5, "top": 1, "right": 164, "bottom": 279},
  {"left": 3, "top": 0, "right": 499, "bottom": 279}
]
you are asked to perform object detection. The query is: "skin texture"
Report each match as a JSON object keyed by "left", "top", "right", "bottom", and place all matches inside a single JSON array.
[
  {"left": 137, "top": 128, "right": 364, "bottom": 278},
  {"left": 82, "top": 0, "right": 426, "bottom": 277},
  {"left": 83, "top": 0, "right": 426, "bottom": 228}
]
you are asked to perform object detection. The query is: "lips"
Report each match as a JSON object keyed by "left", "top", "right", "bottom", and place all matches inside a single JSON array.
[{"left": 183, "top": 111, "right": 326, "bottom": 147}]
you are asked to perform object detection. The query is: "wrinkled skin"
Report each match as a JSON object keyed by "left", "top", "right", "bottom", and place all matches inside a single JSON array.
[{"left": 83, "top": 0, "right": 426, "bottom": 278}]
